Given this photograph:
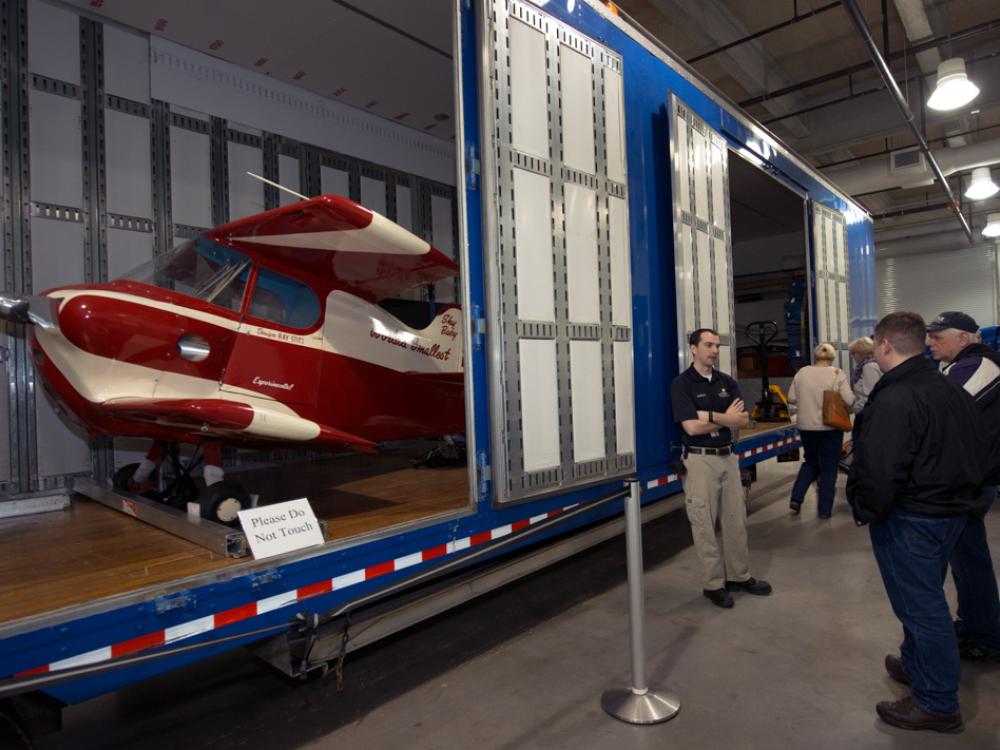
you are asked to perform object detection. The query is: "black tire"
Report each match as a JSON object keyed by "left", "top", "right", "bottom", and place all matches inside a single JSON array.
[
  {"left": 200, "top": 481, "right": 250, "bottom": 525},
  {"left": 112, "top": 462, "right": 141, "bottom": 492}
]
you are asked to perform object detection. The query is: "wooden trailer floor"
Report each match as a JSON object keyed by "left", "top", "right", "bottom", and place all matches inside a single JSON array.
[{"left": 0, "top": 451, "right": 468, "bottom": 628}]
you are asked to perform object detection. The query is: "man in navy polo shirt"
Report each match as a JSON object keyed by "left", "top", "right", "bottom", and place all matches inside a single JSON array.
[{"left": 671, "top": 327, "right": 772, "bottom": 608}]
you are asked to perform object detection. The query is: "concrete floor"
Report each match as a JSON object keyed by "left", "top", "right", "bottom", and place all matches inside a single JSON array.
[{"left": 38, "top": 460, "right": 1000, "bottom": 749}]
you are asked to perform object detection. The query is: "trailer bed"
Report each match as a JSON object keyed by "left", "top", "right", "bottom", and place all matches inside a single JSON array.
[{"left": 0, "top": 452, "right": 468, "bottom": 628}]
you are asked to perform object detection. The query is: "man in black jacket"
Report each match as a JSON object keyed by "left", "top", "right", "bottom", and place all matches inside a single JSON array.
[
  {"left": 847, "top": 312, "right": 990, "bottom": 734},
  {"left": 927, "top": 311, "right": 1000, "bottom": 663}
]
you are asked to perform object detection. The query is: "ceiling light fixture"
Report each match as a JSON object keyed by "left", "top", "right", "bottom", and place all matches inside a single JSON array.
[
  {"left": 927, "top": 58, "right": 980, "bottom": 111},
  {"left": 984, "top": 213, "right": 1000, "bottom": 239},
  {"left": 966, "top": 167, "right": 999, "bottom": 201}
]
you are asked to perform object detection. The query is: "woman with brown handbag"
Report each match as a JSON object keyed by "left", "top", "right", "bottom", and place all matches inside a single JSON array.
[{"left": 787, "top": 343, "right": 855, "bottom": 518}]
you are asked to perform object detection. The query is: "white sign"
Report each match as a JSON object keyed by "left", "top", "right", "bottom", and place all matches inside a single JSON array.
[{"left": 238, "top": 498, "right": 324, "bottom": 560}]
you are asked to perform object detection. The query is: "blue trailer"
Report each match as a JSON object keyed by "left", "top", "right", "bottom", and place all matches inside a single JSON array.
[{"left": 0, "top": 0, "right": 875, "bottom": 731}]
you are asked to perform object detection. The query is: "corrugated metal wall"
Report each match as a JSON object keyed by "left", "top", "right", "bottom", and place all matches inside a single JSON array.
[{"left": 877, "top": 243, "right": 999, "bottom": 328}]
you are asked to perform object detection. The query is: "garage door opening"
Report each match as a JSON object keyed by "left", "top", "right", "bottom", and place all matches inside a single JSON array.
[{"left": 728, "top": 151, "right": 808, "bottom": 433}]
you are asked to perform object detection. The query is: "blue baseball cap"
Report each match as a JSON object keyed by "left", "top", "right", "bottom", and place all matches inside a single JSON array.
[{"left": 926, "top": 311, "right": 978, "bottom": 333}]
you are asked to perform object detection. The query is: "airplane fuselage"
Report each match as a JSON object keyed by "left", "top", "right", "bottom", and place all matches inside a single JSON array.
[{"left": 30, "top": 280, "right": 465, "bottom": 451}]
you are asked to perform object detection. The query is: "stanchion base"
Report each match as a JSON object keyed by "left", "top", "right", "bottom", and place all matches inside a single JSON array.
[{"left": 601, "top": 687, "right": 680, "bottom": 725}]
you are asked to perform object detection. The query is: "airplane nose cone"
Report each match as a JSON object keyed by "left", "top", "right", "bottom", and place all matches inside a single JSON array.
[
  {"left": 0, "top": 293, "right": 31, "bottom": 325},
  {"left": 0, "top": 292, "right": 60, "bottom": 329}
]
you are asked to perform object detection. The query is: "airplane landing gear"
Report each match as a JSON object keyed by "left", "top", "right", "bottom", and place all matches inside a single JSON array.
[
  {"left": 112, "top": 442, "right": 252, "bottom": 525},
  {"left": 200, "top": 481, "right": 251, "bottom": 524},
  {"left": 112, "top": 443, "right": 201, "bottom": 510}
]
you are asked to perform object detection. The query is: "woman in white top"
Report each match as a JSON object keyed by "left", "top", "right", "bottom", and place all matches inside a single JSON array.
[{"left": 786, "top": 343, "right": 855, "bottom": 518}]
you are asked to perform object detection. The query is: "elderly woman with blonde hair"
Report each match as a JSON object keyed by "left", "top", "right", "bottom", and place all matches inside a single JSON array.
[
  {"left": 848, "top": 336, "right": 882, "bottom": 414},
  {"left": 786, "top": 343, "right": 854, "bottom": 518}
]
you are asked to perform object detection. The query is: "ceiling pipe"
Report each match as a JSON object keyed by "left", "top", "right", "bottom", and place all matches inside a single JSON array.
[
  {"left": 840, "top": 0, "right": 973, "bottom": 241},
  {"left": 892, "top": 0, "right": 942, "bottom": 74},
  {"left": 818, "top": 122, "right": 1000, "bottom": 169},
  {"left": 739, "top": 16, "right": 1000, "bottom": 108},
  {"left": 687, "top": 1, "right": 841, "bottom": 64},
  {"left": 876, "top": 228, "right": 991, "bottom": 257},
  {"left": 826, "top": 139, "right": 1000, "bottom": 195}
]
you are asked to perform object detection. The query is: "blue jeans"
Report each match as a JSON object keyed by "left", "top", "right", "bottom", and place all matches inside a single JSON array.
[
  {"left": 951, "top": 486, "right": 1000, "bottom": 650},
  {"left": 790, "top": 429, "right": 842, "bottom": 516},
  {"left": 870, "top": 508, "right": 967, "bottom": 715}
]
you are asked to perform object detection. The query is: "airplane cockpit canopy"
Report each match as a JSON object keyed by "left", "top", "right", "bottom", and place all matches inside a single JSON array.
[{"left": 119, "top": 235, "right": 321, "bottom": 330}]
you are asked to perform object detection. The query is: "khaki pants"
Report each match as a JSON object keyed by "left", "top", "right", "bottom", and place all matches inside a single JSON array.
[{"left": 681, "top": 452, "right": 750, "bottom": 590}]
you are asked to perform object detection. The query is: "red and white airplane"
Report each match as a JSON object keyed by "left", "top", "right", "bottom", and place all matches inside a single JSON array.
[{"left": 0, "top": 194, "right": 465, "bottom": 522}]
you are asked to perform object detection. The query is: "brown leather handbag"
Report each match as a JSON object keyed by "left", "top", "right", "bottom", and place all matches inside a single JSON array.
[{"left": 822, "top": 368, "right": 852, "bottom": 431}]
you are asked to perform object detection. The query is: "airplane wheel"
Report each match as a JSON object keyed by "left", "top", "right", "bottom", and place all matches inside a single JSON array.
[
  {"left": 112, "top": 463, "right": 140, "bottom": 492},
  {"left": 200, "top": 482, "right": 250, "bottom": 525}
]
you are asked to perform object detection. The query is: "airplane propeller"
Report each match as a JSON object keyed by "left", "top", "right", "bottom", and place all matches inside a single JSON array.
[{"left": 0, "top": 293, "right": 60, "bottom": 330}]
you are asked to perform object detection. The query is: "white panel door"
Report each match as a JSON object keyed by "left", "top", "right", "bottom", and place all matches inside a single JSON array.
[
  {"left": 811, "top": 203, "right": 850, "bottom": 364},
  {"left": 508, "top": 18, "right": 548, "bottom": 159},
  {"left": 486, "top": 0, "right": 633, "bottom": 502},
  {"left": 227, "top": 143, "right": 264, "bottom": 221},
  {"left": 430, "top": 193, "right": 457, "bottom": 303},
  {"left": 669, "top": 95, "right": 734, "bottom": 374},
  {"left": 278, "top": 155, "right": 301, "bottom": 205},
  {"left": 321, "top": 165, "right": 350, "bottom": 198},
  {"left": 360, "top": 176, "right": 387, "bottom": 215},
  {"left": 105, "top": 109, "right": 152, "bottom": 219},
  {"left": 170, "top": 126, "right": 212, "bottom": 229}
]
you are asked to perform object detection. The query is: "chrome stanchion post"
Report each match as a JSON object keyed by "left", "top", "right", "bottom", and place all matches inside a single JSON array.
[{"left": 601, "top": 479, "right": 680, "bottom": 724}]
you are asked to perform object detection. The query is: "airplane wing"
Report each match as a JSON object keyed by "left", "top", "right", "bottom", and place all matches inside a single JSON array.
[
  {"left": 98, "top": 398, "right": 378, "bottom": 453},
  {"left": 210, "top": 195, "right": 459, "bottom": 302}
]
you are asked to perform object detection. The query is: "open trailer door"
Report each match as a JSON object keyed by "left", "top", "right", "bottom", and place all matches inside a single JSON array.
[
  {"left": 811, "top": 203, "right": 852, "bottom": 372},
  {"left": 480, "top": 0, "right": 634, "bottom": 504},
  {"left": 668, "top": 93, "right": 737, "bottom": 376}
]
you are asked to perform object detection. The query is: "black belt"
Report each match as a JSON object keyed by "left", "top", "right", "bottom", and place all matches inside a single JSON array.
[{"left": 684, "top": 446, "right": 734, "bottom": 456}]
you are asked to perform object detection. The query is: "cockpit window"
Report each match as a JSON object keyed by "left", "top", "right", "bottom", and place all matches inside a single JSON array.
[
  {"left": 119, "top": 236, "right": 250, "bottom": 312},
  {"left": 248, "top": 268, "right": 321, "bottom": 330}
]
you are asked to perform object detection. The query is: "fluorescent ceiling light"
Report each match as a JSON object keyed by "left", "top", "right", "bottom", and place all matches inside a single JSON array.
[
  {"left": 984, "top": 213, "right": 1000, "bottom": 239},
  {"left": 927, "top": 58, "right": 980, "bottom": 111},
  {"left": 966, "top": 167, "right": 999, "bottom": 201}
]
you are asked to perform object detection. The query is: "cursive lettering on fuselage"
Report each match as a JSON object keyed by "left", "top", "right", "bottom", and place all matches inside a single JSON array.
[{"left": 252, "top": 376, "right": 295, "bottom": 391}]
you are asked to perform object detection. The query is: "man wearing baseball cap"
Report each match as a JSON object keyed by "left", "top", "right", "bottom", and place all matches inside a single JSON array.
[{"left": 927, "top": 311, "right": 1000, "bottom": 664}]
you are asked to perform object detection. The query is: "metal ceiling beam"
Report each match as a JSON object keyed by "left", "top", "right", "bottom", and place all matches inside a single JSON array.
[
  {"left": 650, "top": 0, "right": 811, "bottom": 138},
  {"left": 818, "top": 123, "right": 1000, "bottom": 169},
  {"left": 762, "top": 47, "right": 1000, "bottom": 125},
  {"left": 841, "top": 0, "right": 971, "bottom": 240},
  {"left": 739, "top": 16, "right": 1000, "bottom": 108},
  {"left": 686, "top": 1, "right": 841, "bottom": 64}
]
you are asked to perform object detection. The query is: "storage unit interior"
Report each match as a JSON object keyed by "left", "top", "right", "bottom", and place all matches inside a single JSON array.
[
  {"left": 0, "top": 0, "right": 472, "bottom": 622},
  {"left": 0, "top": 449, "right": 466, "bottom": 627},
  {"left": 728, "top": 151, "right": 808, "bottom": 430}
]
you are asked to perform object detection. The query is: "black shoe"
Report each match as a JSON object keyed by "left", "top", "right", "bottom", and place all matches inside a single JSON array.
[
  {"left": 789, "top": 500, "right": 802, "bottom": 515},
  {"left": 726, "top": 577, "right": 772, "bottom": 595},
  {"left": 884, "top": 654, "right": 911, "bottom": 686},
  {"left": 703, "top": 588, "right": 734, "bottom": 608},
  {"left": 818, "top": 513, "right": 831, "bottom": 520},
  {"left": 959, "top": 641, "right": 1000, "bottom": 662},
  {"left": 875, "top": 695, "right": 963, "bottom": 733}
]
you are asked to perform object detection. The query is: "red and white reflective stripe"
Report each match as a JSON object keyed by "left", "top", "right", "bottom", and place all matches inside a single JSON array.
[
  {"left": 650, "top": 437, "right": 802, "bottom": 486},
  {"left": 14, "top": 502, "right": 580, "bottom": 677},
  {"left": 645, "top": 473, "right": 679, "bottom": 490}
]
